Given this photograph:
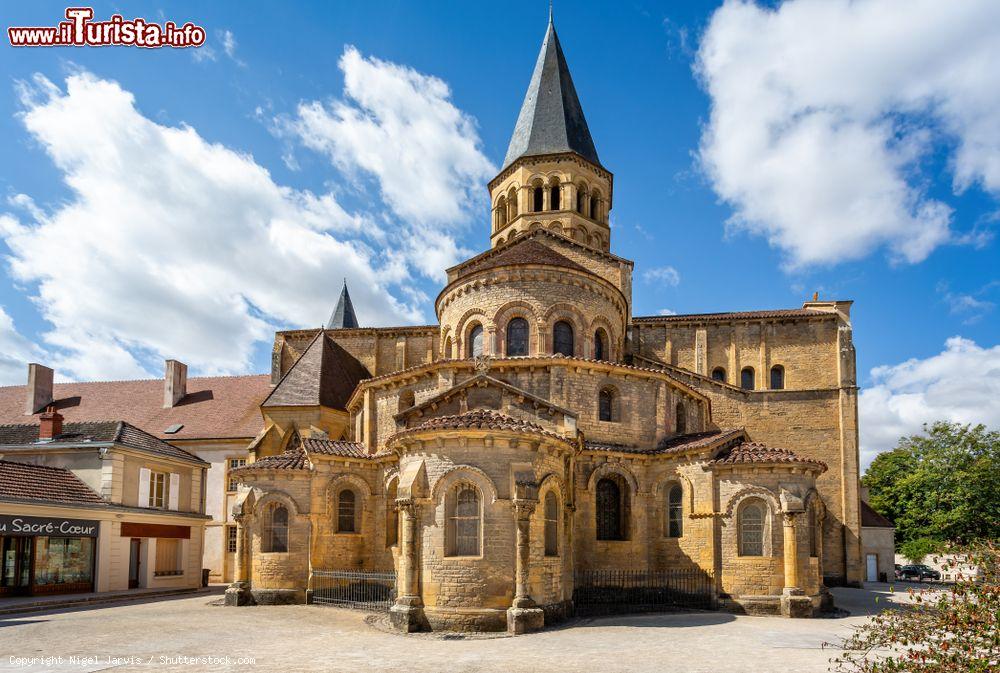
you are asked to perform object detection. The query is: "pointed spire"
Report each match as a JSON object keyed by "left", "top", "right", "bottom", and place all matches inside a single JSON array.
[
  {"left": 326, "top": 280, "right": 359, "bottom": 329},
  {"left": 502, "top": 17, "right": 601, "bottom": 170}
]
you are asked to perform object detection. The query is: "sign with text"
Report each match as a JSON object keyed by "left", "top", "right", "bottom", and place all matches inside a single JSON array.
[{"left": 0, "top": 514, "right": 100, "bottom": 537}]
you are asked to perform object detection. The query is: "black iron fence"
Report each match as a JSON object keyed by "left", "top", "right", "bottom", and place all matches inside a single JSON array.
[
  {"left": 312, "top": 569, "right": 397, "bottom": 612},
  {"left": 573, "top": 568, "right": 715, "bottom": 615}
]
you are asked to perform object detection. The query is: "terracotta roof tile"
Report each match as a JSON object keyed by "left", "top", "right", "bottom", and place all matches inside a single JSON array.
[
  {"left": 302, "top": 437, "right": 369, "bottom": 459},
  {"left": 585, "top": 429, "right": 745, "bottom": 456},
  {"left": 0, "top": 375, "right": 270, "bottom": 441},
  {"left": 0, "top": 459, "right": 106, "bottom": 506},
  {"left": 0, "top": 421, "right": 207, "bottom": 464},
  {"left": 632, "top": 309, "right": 831, "bottom": 324},
  {"left": 235, "top": 448, "right": 310, "bottom": 472},
  {"left": 455, "top": 239, "right": 591, "bottom": 279},
  {"left": 711, "top": 442, "right": 827, "bottom": 471},
  {"left": 393, "top": 409, "right": 571, "bottom": 444}
]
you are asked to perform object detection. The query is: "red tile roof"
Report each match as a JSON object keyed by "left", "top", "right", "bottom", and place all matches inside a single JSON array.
[
  {"left": 393, "top": 409, "right": 571, "bottom": 444},
  {"left": 302, "top": 437, "right": 369, "bottom": 459},
  {"left": 0, "top": 459, "right": 106, "bottom": 506},
  {"left": 453, "top": 238, "right": 591, "bottom": 279},
  {"left": 632, "top": 309, "right": 832, "bottom": 323},
  {"left": 711, "top": 442, "right": 827, "bottom": 471},
  {"left": 0, "top": 375, "right": 270, "bottom": 441},
  {"left": 235, "top": 448, "right": 311, "bottom": 472},
  {"left": 584, "top": 429, "right": 745, "bottom": 456}
]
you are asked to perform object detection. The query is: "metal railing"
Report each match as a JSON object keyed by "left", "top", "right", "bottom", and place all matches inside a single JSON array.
[
  {"left": 573, "top": 568, "right": 715, "bottom": 615},
  {"left": 312, "top": 569, "right": 397, "bottom": 612}
]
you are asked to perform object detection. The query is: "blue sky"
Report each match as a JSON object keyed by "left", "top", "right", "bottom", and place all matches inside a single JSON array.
[{"left": 1, "top": 1, "right": 998, "bottom": 467}]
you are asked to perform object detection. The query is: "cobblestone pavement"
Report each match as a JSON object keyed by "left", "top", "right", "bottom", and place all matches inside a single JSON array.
[{"left": 0, "top": 585, "right": 915, "bottom": 673}]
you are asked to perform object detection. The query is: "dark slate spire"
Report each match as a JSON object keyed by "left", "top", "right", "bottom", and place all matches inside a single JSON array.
[
  {"left": 502, "top": 17, "right": 601, "bottom": 170},
  {"left": 326, "top": 281, "right": 359, "bottom": 329}
]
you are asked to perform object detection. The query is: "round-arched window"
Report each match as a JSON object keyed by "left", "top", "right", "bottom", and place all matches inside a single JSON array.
[
  {"left": 506, "top": 318, "right": 529, "bottom": 356},
  {"left": 469, "top": 324, "right": 484, "bottom": 358},
  {"left": 553, "top": 321, "right": 574, "bottom": 356}
]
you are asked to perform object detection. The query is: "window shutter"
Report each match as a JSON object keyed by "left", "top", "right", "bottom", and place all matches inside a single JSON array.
[
  {"left": 138, "top": 467, "right": 151, "bottom": 507},
  {"left": 168, "top": 473, "right": 180, "bottom": 510}
]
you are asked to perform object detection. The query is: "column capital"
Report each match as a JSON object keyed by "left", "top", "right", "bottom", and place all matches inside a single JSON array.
[{"left": 512, "top": 499, "right": 537, "bottom": 520}]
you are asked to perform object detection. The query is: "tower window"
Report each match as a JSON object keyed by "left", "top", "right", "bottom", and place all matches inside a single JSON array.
[
  {"left": 590, "top": 195, "right": 600, "bottom": 221},
  {"left": 770, "top": 365, "right": 785, "bottom": 390},
  {"left": 469, "top": 324, "right": 484, "bottom": 358},
  {"left": 598, "top": 388, "right": 615, "bottom": 422},
  {"left": 553, "top": 320, "right": 574, "bottom": 356},
  {"left": 533, "top": 186, "right": 544, "bottom": 212},
  {"left": 675, "top": 402, "right": 686, "bottom": 434},
  {"left": 741, "top": 367, "right": 755, "bottom": 390},
  {"left": 594, "top": 329, "right": 607, "bottom": 361},
  {"left": 711, "top": 367, "right": 726, "bottom": 382},
  {"left": 506, "top": 317, "right": 529, "bottom": 356},
  {"left": 550, "top": 184, "right": 561, "bottom": 210}
]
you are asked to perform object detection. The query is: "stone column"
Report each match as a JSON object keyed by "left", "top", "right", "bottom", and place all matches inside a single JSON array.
[
  {"left": 224, "top": 514, "right": 254, "bottom": 606},
  {"left": 780, "top": 512, "right": 812, "bottom": 617},
  {"left": 389, "top": 499, "right": 425, "bottom": 632},
  {"left": 508, "top": 499, "right": 544, "bottom": 634}
]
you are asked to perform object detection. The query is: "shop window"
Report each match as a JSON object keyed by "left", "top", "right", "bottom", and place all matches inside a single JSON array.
[
  {"left": 739, "top": 500, "right": 766, "bottom": 556},
  {"left": 596, "top": 476, "right": 629, "bottom": 541},
  {"left": 666, "top": 484, "right": 683, "bottom": 538},
  {"left": 337, "top": 489, "right": 357, "bottom": 533},
  {"left": 154, "top": 538, "right": 182, "bottom": 576},
  {"left": 553, "top": 320, "right": 574, "bottom": 356},
  {"left": 263, "top": 504, "right": 289, "bottom": 553},
  {"left": 148, "top": 471, "right": 167, "bottom": 509},
  {"left": 227, "top": 458, "right": 246, "bottom": 492},
  {"left": 33, "top": 537, "right": 94, "bottom": 589},
  {"left": 446, "top": 484, "right": 481, "bottom": 556},
  {"left": 227, "top": 526, "right": 238, "bottom": 554},
  {"left": 506, "top": 317, "right": 529, "bottom": 356},
  {"left": 544, "top": 491, "right": 559, "bottom": 557}
]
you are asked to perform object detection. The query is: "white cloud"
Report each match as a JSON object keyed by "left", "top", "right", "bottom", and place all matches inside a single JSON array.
[
  {"left": 697, "top": 0, "right": 1000, "bottom": 269},
  {"left": 859, "top": 337, "right": 1000, "bottom": 470},
  {"left": 2, "top": 71, "right": 431, "bottom": 380},
  {"left": 284, "top": 46, "right": 495, "bottom": 278},
  {"left": 0, "top": 307, "right": 41, "bottom": 385},
  {"left": 657, "top": 308, "right": 677, "bottom": 316},
  {"left": 643, "top": 266, "right": 681, "bottom": 286},
  {"left": 219, "top": 30, "right": 244, "bottom": 66}
]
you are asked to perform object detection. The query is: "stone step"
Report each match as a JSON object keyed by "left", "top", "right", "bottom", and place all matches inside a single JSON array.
[{"left": 0, "top": 587, "right": 212, "bottom": 616}]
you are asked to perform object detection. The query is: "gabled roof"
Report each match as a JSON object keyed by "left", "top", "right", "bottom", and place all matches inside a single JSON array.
[
  {"left": 0, "top": 375, "right": 270, "bottom": 441},
  {"left": 395, "top": 373, "right": 575, "bottom": 423},
  {"left": 710, "top": 442, "right": 827, "bottom": 472},
  {"left": 861, "top": 501, "right": 894, "bottom": 528},
  {"left": 392, "top": 409, "right": 572, "bottom": 446},
  {"left": 457, "top": 238, "right": 590, "bottom": 279},
  {"left": 263, "top": 331, "right": 371, "bottom": 410},
  {"left": 0, "top": 459, "right": 106, "bottom": 506},
  {"left": 584, "top": 429, "right": 746, "bottom": 457},
  {"left": 327, "top": 281, "right": 360, "bottom": 329},
  {"left": 0, "top": 421, "right": 208, "bottom": 465},
  {"left": 503, "top": 18, "right": 601, "bottom": 170}
]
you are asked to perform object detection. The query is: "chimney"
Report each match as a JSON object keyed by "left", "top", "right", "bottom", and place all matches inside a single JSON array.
[
  {"left": 25, "top": 363, "right": 54, "bottom": 415},
  {"left": 39, "top": 406, "right": 63, "bottom": 440},
  {"left": 163, "top": 359, "right": 188, "bottom": 408}
]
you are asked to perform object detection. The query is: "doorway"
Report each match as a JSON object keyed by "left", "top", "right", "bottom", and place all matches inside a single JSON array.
[
  {"left": 128, "top": 538, "right": 142, "bottom": 589},
  {"left": 866, "top": 553, "right": 878, "bottom": 582},
  {"left": 0, "top": 537, "right": 32, "bottom": 596}
]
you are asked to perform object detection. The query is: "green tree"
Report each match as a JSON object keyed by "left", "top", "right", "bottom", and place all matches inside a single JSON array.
[{"left": 863, "top": 422, "right": 1000, "bottom": 550}]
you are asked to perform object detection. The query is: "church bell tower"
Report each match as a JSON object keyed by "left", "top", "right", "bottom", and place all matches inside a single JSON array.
[{"left": 488, "top": 16, "right": 613, "bottom": 252}]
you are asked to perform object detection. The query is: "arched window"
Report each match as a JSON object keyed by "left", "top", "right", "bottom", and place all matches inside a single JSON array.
[
  {"left": 544, "top": 491, "right": 559, "bottom": 556},
  {"left": 711, "top": 367, "right": 726, "bottom": 382},
  {"left": 337, "top": 489, "right": 356, "bottom": 533},
  {"left": 386, "top": 479, "right": 399, "bottom": 547},
  {"left": 598, "top": 388, "right": 614, "bottom": 422},
  {"left": 576, "top": 189, "right": 586, "bottom": 213},
  {"left": 553, "top": 320, "right": 574, "bottom": 356},
  {"left": 468, "top": 324, "right": 484, "bottom": 358},
  {"left": 443, "top": 336, "right": 452, "bottom": 359},
  {"left": 550, "top": 184, "right": 561, "bottom": 210},
  {"left": 741, "top": 367, "right": 755, "bottom": 391},
  {"left": 596, "top": 477, "right": 627, "bottom": 540},
  {"left": 594, "top": 329, "right": 607, "bottom": 361},
  {"left": 739, "top": 500, "right": 766, "bottom": 556},
  {"left": 808, "top": 505, "right": 819, "bottom": 558},
  {"left": 506, "top": 318, "right": 529, "bottom": 356},
  {"left": 508, "top": 189, "right": 518, "bottom": 219},
  {"left": 398, "top": 389, "right": 415, "bottom": 413},
  {"left": 770, "top": 365, "right": 785, "bottom": 390},
  {"left": 533, "top": 186, "right": 544, "bottom": 212},
  {"left": 263, "top": 504, "right": 288, "bottom": 553},
  {"left": 675, "top": 402, "right": 686, "bottom": 434},
  {"left": 447, "top": 485, "right": 481, "bottom": 556},
  {"left": 590, "top": 195, "right": 600, "bottom": 221},
  {"left": 666, "top": 484, "right": 683, "bottom": 538},
  {"left": 497, "top": 197, "right": 507, "bottom": 228}
]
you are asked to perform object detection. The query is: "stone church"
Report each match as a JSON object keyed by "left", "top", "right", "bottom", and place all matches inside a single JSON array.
[{"left": 227, "top": 18, "right": 863, "bottom": 633}]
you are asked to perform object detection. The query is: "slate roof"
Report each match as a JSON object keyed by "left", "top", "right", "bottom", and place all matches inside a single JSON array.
[
  {"left": 0, "top": 459, "right": 106, "bottom": 506},
  {"left": 0, "top": 374, "right": 269, "bottom": 441},
  {"left": 0, "top": 421, "right": 208, "bottom": 465},
  {"left": 263, "top": 331, "right": 371, "bottom": 410},
  {"left": 503, "top": 18, "right": 601, "bottom": 169},
  {"left": 710, "top": 442, "right": 827, "bottom": 471},
  {"left": 632, "top": 309, "right": 830, "bottom": 324},
  {"left": 457, "top": 238, "right": 590, "bottom": 279},
  {"left": 861, "top": 500, "right": 894, "bottom": 528},
  {"left": 327, "top": 281, "right": 360, "bottom": 329},
  {"left": 584, "top": 429, "right": 745, "bottom": 456}
]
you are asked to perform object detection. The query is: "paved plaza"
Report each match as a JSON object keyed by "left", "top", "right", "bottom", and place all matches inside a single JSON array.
[{"left": 0, "top": 585, "right": 915, "bottom": 673}]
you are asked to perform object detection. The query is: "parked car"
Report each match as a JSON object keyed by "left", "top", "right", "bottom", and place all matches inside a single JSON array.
[
  {"left": 898, "top": 564, "right": 941, "bottom": 582},
  {"left": 894, "top": 563, "right": 902, "bottom": 580}
]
